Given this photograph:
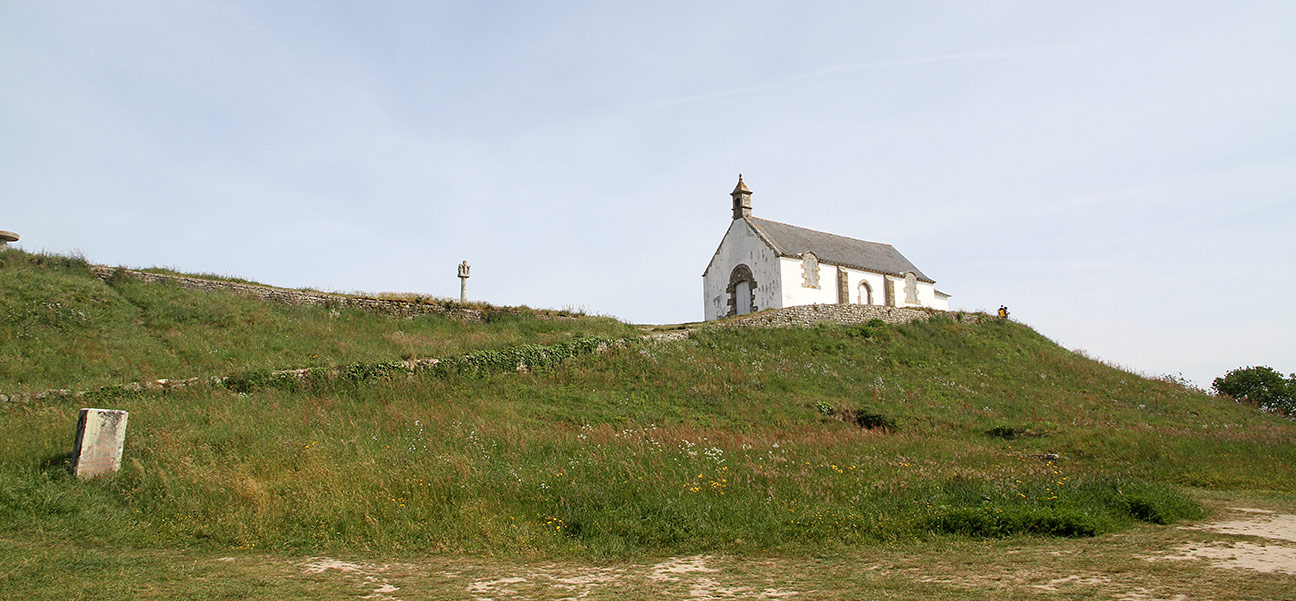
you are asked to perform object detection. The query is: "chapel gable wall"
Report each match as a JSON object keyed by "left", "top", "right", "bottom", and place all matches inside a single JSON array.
[{"left": 702, "top": 220, "right": 782, "bottom": 320}]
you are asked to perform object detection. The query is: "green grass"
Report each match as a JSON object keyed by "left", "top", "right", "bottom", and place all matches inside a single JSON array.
[
  {"left": 5, "top": 319, "right": 1290, "bottom": 559},
  {"left": 1, "top": 249, "right": 1293, "bottom": 565},
  {"left": 0, "top": 249, "right": 635, "bottom": 393}
]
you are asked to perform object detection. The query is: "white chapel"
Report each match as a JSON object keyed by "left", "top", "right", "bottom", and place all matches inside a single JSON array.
[{"left": 702, "top": 176, "right": 950, "bottom": 321}]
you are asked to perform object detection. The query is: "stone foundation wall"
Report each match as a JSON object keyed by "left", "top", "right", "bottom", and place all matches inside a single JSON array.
[
  {"left": 89, "top": 266, "right": 486, "bottom": 321},
  {"left": 720, "top": 303, "right": 981, "bottom": 328}
]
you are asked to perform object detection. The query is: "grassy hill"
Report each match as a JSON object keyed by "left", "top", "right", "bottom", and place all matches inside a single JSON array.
[
  {"left": 2, "top": 249, "right": 1295, "bottom": 596},
  {"left": 0, "top": 249, "right": 634, "bottom": 393}
]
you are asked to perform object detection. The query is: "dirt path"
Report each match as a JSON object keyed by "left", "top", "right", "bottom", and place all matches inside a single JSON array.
[
  {"left": 1148, "top": 507, "right": 1296, "bottom": 575},
  {"left": 284, "top": 508, "right": 1296, "bottom": 600},
  {"left": 14, "top": 502, "right": 1293, "bottom": 600}
]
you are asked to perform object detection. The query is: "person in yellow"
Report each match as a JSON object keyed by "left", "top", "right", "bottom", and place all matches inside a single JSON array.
[{"left": 997, "top": 305, "right": 1009, "bottom": 318}]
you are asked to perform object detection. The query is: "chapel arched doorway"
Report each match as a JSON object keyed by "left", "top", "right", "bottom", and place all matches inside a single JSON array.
[{"left": 727, "top": 264, "right": 757, "bottom": 316}]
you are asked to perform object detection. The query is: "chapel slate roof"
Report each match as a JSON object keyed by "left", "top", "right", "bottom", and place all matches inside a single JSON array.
[{"left": 746, "top": 217, "right": 934, "bottom": 283}]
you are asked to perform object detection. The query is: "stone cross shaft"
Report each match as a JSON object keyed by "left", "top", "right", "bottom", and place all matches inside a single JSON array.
[{"left": 457, "top": 260, "right": 470, "bottom": 303}]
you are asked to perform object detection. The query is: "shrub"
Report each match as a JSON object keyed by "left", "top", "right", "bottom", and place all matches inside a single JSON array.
[
  {"left": 1212, "top": 365, "right": 1295, "bottom": 415},
  {"left": 985, "top": 425, "right": 1044, "bottom": 440},
  {"left": 222, "top": 369, "right": 273, "bottom": 394},
  {"left": 1114, "top": 483, "right": 1205, "bottom": 524},
  {"left": 986, "top": 425, "right": 1021, "bottom": 440},
  {"left": 850, "top": 409, "right": 897, "bottom": 431},
  {"left": 340, "top": 360, "right": 409, "bottom": 383},
  {"left": 927, "top": 507, "right": 1104, "bottom": 538},
  {"left": 810, "top": 404, "right": 896, "bottom": 431}
]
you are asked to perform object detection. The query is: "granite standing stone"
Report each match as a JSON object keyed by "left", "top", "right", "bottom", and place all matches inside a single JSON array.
[{"left": 72, "top": 408, "right": 129, "bottom": 479}]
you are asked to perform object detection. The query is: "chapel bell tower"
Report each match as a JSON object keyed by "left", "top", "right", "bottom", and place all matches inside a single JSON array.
[{"left": 731, "top": 174, "right": 752, "bottom": 220}]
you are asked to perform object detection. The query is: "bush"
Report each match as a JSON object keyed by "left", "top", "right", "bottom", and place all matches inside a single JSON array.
[
  {"left": 222, "top": 369, "right": 273, "bottom": 394},
  {"left": 985, "top": 425, "right": 1044, "bottom": 440},
  {"left": 850, "top": 409, "right": 897, "bottom": 431},
  {"left": 1111, "top": 482, "right": 1205, "bottom": 524},
  {"left": 986, "top": 425, "right": 1021, "bottom": 440},
  {"left": 811, "top": 404, "right": 896, "bottom": 431},
  {"left": 927, "top": 507, "right": 1104, "bottom": 538},
  {"left": 1212, "top": 366, "right": 1295, "bottom": 415}
]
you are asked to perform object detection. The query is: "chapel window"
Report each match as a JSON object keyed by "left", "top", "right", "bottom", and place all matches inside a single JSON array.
[
  {"left": 904, "top": 272, "right": 918, "bottom": 304},
  {"left": 802, "top": 253, "right": 819, "bottom": 288},
  {"left": 859, "top": 281, "right": 873, "bottom": 305}
]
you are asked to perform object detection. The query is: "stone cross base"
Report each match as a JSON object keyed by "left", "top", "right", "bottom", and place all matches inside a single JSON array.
[{"left": 72, "top": 408, "right": 129, "bottom": 479}]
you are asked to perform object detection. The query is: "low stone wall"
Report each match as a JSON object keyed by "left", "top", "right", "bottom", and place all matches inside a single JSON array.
[
  {"left": 1, "top": 337, "right": 627, "bottom": 406},
  {"left": 88, "top": 265, "right": 485, "bottom": 321},
  {"left": 719, "top": 303, "right": 981, "bottom": 328}
]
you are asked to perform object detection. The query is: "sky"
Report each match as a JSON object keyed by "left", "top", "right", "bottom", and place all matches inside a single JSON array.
[{"left": 3, "top": 1, "right": 1293, "bottom": 388}]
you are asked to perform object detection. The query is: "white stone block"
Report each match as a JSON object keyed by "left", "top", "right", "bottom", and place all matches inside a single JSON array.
[{"left": 72, "top": 408, "right": 129, "bottom": 479}]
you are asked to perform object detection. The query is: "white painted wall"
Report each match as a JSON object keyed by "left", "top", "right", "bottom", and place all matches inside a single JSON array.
[
  {"left": 702, "top": 220, "right": 783, "bottom": 320},
  {"left": 916, "top": 280, "right": 950, "bottom": 310},
  {"left": 779, "top": 257, "right": 840, "bottom": 307},
  {"left": 888, "top": 272, "right": 949, "bottom": 310},
  {"left": 842, "top": 268, "right": 888, "bottom": 306},
  {"left": 777, "top": 260, "right": 949, "bottom": 311}
]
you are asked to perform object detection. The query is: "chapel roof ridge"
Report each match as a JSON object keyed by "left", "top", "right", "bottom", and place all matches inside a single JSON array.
[
  {"left": 746, "top": 216, "right": 897, "bottom": 249},
  {"left": 745, "top": 216, "right": 933, "bottom": 282}
]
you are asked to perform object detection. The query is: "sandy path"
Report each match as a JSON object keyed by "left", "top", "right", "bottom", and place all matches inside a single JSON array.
[
  {"left": 281, "top": 508, "right": 1296, "bottom": 600},
  {"left": 1150, "top": 507, "right": 1296, "bottom": 575}
]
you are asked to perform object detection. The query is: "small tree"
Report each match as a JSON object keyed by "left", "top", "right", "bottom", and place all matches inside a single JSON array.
[{"left": 1212, "top": 366, "right": 1296, "bottom": 415}]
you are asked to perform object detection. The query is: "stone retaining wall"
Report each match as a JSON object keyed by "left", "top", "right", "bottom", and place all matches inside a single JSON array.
[
  {"left": 720, "top": 303, "right": 981, "bottom": 328},
  {"left": 89, "top": 265, "right": 486, "bottom": 321}
]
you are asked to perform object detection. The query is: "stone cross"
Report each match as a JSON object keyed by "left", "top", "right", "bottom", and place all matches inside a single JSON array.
[
  {"left": 72, "top": 408, "right": 129, "bottom": 479},
  {"left": 457, "top": 260, "right": 470, "bottom": 303}
]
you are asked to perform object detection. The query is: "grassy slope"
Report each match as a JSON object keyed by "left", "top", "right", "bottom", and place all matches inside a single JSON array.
[
  {"left": 4, "top": 322, "right": 1295, "bottom": 560},
  {"left": 0, "top": 249, "right": 635, "bottom": 392},
  {"left": 1, "top": 250, "right": 1293, "bottom": 569}
]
